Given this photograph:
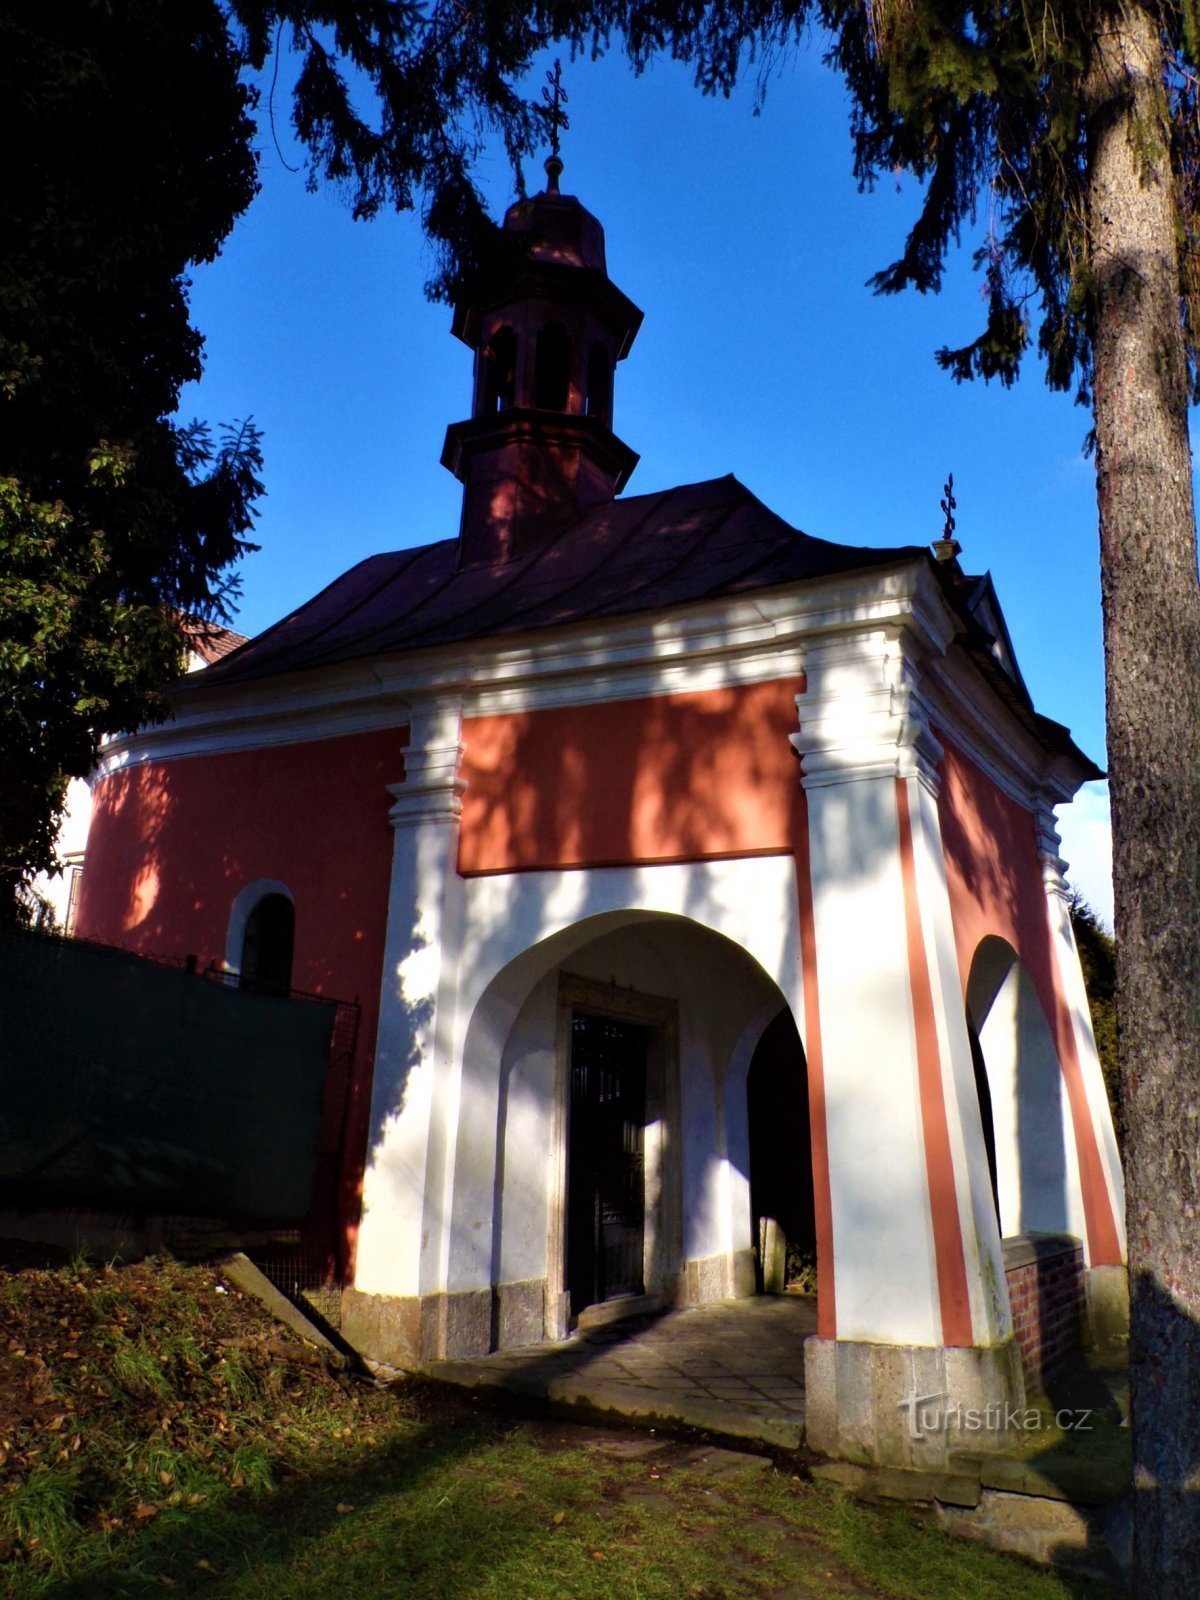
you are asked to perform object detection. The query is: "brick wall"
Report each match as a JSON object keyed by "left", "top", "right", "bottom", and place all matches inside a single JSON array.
[{"left": 1003, "top": 1233, "right": 1085, "bottom": 1387}]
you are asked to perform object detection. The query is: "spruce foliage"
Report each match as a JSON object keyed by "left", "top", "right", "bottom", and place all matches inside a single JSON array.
[
  {"left": 1070, "top": 891, "right": 1120, "bottom": 1144},
  {"left": 0, "top": 3, "right": 263, "bottom": 915}
]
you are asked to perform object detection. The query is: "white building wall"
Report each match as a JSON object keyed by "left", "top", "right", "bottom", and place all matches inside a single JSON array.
[
  {"left": 495, "top": 973, "right": 557, "bottom": 1286},
  {"left": 28, "top": 777, "right": 92, "bottom": 929}
]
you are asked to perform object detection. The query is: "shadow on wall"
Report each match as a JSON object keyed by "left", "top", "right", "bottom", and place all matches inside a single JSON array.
[
  {"left": 79, "top": 762, "right": 177, "bottom": 950},
  {"left": 457, "top": 679, "right": 805, "bottom": 874},
  {"left": 967, "top": 936, "right": 1073, "bottom": 1241},
  {"left": 937, "top": 746, "right": 1029, "bottom": 944}
]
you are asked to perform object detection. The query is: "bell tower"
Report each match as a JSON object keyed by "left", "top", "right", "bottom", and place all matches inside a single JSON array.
[{"left": 441, "top": 152, "right": 643, "bottom": 566}]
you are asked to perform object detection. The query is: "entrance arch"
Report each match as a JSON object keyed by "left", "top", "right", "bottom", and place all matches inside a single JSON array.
[
  {"left": 966, "top": 936, "right": 1087, "bottom": 1241},
  {"left": 449, "top": 907, "right": 814, "bottom": 1349}
]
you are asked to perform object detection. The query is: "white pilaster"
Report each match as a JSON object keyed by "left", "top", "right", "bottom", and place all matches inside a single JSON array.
[
  {"left": 907, "top": 759, "right": 1012, "bottom": 1344},
  {"left": 794, "top": 624, "right": 1008, "bottom": 1349},
  {"left": 353, "top": 703, "right": 467, "bottom": 1297}
]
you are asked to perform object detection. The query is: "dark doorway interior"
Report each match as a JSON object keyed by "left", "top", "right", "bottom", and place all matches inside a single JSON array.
[
  {"left": 747, "top": 1008, "right": 816, "bottom": 1293},
  {"left": 567, "top": 1011, "right": 648, "bottom": 1317},
  {"left": 240, "top": 894, "right": 295, "bottom": 992}
]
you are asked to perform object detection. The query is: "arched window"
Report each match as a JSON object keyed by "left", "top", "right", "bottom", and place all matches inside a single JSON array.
[
  {"left": 480, "top": 326, "right": 517, "bottom": 413},
  {"left": 240, "top": 893, "right": 295, "bottom": 992},
  {"left": 534, "top": 322, "right": 570, "bottom": 410},
  {"left": 585, "top": 341, "right": 613, "bottom": 426}
]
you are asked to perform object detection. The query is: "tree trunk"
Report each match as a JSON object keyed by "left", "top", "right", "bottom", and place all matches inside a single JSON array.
[{"left": 1087, "top": 4, "right": 1200, "bottom": 1588}]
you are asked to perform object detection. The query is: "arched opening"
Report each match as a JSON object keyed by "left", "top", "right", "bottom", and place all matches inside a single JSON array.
[
  {"left": 585, "top": 341, "right": 612, "bottom": 425},
  {"left": 533, "top": 321, "right": 570, "bottom": 410},
  {"left": 480, "top": 325, "right": 517, "bottom": 413},
  {"left": 449, "top": 901, "right": 816, "bottom": 1349},
  {"left": 240, "top": 893, "right": 295, "bottom": 993},
  {"left": 966, "top": 936, "right": 1084, "bottom": 1239},
  {"left": 747, "top": 1008, "right": 816, "bottom": 1294}
]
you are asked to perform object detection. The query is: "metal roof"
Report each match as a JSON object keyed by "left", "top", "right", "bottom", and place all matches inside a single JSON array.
[{"left": 201, "top": 475, "right": 922, "bottom": 687}]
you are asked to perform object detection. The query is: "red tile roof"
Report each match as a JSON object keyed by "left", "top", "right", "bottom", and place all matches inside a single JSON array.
[{"left": 183, "top": 619, "right": 249, "bottom": 665}]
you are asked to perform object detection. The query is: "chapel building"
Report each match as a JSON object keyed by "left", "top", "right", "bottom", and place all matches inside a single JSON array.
[{"left": 77, "top": 157, "right": 1126, "bottom": 1467}]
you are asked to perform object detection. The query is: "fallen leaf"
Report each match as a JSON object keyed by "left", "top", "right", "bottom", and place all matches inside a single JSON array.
[
  {"left": 552, "top": 1510, "right": 566, "bottom": 1525},
  {"left": 591, "top": 1551, "right": 607, "bottom": 1562},
  {"left": 196, "top": 1559, "right": 214, "bottom": 1572},
  {"left": 336, "top": 1503, "right": 354, "bottom": 1515},
  {"left": 159, "top": 1471, "right": 173, "bottom": 1485},
  {"left": 134, "top": 1504, "right": 158, "bottom": 1521}
]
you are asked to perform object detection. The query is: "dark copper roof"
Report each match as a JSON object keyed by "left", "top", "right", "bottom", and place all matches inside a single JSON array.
[
  {"left": 501, "top": 187, "right": 607, "bottom": 272},
  {"left": 199, "top": 475, "right": 921, "bottom": 687},
  {"left": 185, "top": 474, "right": 1099, "bottom": 778}
]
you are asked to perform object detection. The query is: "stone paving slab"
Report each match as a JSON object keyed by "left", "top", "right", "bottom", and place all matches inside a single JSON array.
[{"left": 424, "top": 1293, "right": 816, "bottom": 1450}]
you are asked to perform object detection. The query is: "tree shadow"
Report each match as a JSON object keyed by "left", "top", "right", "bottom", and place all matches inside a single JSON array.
[
  {"left": 1030, "top": 1268, "right": 1200, "bottom": 1589},
  {"left": 31, "top": 1407, "right": 530, "bottom": 1599}
]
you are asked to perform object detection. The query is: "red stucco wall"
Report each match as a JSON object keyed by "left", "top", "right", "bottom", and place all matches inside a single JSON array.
[
  {"left": 458, "top": 677, "right": 806, "bottom": 873},
  {"left": 77, "top": 727, "right": 405, "bottom": 1266}
]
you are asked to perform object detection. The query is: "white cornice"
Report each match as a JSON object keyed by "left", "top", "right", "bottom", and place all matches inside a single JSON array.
[
  {"left": 96, "top": 562, "right": 921, "bottom": 775},
  {"left": 388, "top": 703, "right": 467, "bottom": 830},
  {"left": 922, "top": 647, "right": 1093, "bottom": 811},
  {"left": 92, "top": 554, "right": 1091, "bottom": 816},
  {"left": 791, "top": 626, "right": 947, "bottom": 794}
]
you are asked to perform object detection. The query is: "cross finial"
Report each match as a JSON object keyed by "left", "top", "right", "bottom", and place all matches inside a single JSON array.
[
  {"left": 541, "top": 59, "right": 569, "bottom": 191},
  {"left": 932, "top": 472, "right": 962, "bottom": 564}
]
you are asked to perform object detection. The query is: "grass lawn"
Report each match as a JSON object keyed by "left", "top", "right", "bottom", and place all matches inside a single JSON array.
[{"left": 0, "top": 1255, "right": 1118, "bottom": 1599}]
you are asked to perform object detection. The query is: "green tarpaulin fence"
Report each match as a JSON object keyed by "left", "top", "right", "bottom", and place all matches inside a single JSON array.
[{"left": 0, "top": 929, "right": 338, "bottom": 1222}]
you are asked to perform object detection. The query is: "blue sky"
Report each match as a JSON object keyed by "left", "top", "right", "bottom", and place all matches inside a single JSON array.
[{"left": 181, "top": 40, "right": 1114, "bottom": 921}]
